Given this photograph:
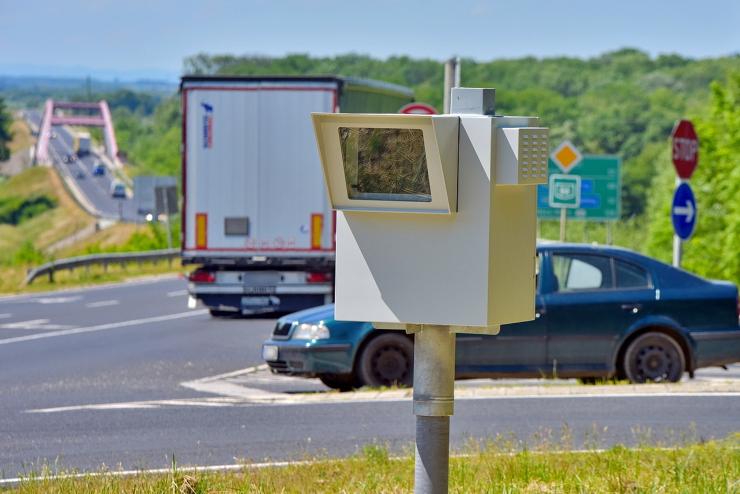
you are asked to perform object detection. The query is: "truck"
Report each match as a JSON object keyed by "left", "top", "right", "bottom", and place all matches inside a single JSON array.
[
  {"left": 73, "top": 131, "right": 91, "bottom": 156},
  {"left": 180, "top": 76, "right": 415, "bottom": 316}
]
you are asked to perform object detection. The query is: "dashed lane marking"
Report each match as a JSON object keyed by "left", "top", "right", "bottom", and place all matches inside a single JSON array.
[
  {"left": 35, "top": 296, "right": 82, "bottom": 304},
  {"left": 0, "top": 313, "right": 10, "bottom": 319},
  {"left": 0, "top": 309, "right": 208, "bottom": 346},
  {"left": 85, "top": 300, "right": 119, "bottom": 308},
  {"left": 167, "top": 290, "right": 188, "bottom": 297},
  {"left": 0, "top": 319, "right": 74, "bottom": 331}
]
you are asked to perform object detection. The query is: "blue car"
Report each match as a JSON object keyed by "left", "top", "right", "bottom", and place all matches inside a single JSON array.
[{"left": 262, "top": 243, "right": 740, "bottom": 390}]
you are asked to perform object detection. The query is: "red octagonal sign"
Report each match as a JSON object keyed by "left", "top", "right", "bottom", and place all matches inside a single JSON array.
[{"left": 671, "top": 119, "right": 699, "bottom": 179}]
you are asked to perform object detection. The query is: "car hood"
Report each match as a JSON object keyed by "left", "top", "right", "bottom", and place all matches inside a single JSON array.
[{"left": 279, "top": 303, "right": 335, "bottom": 325}]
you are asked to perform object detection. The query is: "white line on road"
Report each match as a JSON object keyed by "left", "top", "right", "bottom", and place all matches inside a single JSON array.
[
  {"left": 0, "top": 309, "right": 208, "bottom": 346},
  {"left": 35, "top": 296, "right": 82, "bottom": 304},
  {"left": 167, "top": 290, "right": 188, "bottom": 297},
  {"left": 0, "top": 313, "right": 10, "bottom": 319},
  {"left": 0, "top": 458, "right": 317, "bottom": 486},
  {"left": 0, "top": 275, "right": 181, "bottom": 303},
  {"left": 0, "top": 319, "right": 74, "bottom": 331},
  {"left": 85, "top": 300, "right": 119, "bottom": 308}
]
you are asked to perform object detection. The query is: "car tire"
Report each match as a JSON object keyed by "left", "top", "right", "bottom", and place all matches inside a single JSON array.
[
  {"left": 209, "top": 309, "right": 234, "bottom": 318},
  {"left": 357, "top": 333, "right": 413, "bottom": 388},
  {"left": 623, "top": 332, "right": 685, "bottom": 383},
  {"left": 319, "top": 373, "right": 358, "bottom": 392}
]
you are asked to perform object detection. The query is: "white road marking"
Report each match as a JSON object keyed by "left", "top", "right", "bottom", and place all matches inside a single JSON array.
[
  {"left": 0, "top": 313, "right": 11, "bottom": 319},
  {"left": 0, "top": 309, "right": 208, "bottom": 346},
  {"left": 0, "top": 458, "right": 317, "bottom": 486},
  {"left": 85, "top": 300, "right": 119, "bottom": 308},
  {"left": 27, "top": 362, "right": 740, "bottom": 414},
  {"left": 0, "top": 319, "right": 74, "bottom": 331},
  {"left": 25, "top": 390, "right": 740, "bottom": 414},
  {"left": 0, "top": 274, "right": 180, "bottom": 303},
  {"left": 167, "top": 289, "right": 188, "bottom": 297},
  {"left": 35, "top": 296, "right": 82, "bottom": 304}
]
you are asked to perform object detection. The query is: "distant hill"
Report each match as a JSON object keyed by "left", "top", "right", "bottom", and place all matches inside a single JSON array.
[{"left": 0, "top": 75, "right": 177, "bottom": 109}]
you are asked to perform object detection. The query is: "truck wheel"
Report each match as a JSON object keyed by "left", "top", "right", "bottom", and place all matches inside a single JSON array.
[
  {"left": 357, "top": 333, "right": 413, "bottom": 388},
  {"left": 319, "top": 373, "right": 358, "bottom": 392},
  {"left": 623, "top": 332, "right": 685, "bottom": 383}
]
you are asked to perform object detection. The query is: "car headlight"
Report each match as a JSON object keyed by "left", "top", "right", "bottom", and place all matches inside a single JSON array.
[{"left": 292, "top": 322, "right": 331, "bottom": 340}]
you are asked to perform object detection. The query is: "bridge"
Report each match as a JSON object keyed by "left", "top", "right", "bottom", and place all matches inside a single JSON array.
[{"left": 35, "top": 99, "right": 119, "bottom": 164}]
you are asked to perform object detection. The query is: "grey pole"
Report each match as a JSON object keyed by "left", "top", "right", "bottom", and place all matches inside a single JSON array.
[{"left": 412, "top": 326, "right": 456, "bottom": 494}]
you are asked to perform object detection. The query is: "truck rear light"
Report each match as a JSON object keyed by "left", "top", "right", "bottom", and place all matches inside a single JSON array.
[
  {"left": 311, "top": 213, "right": 323, "bottom": 250},
  {"left": 189, "top": 269, "right": 215, "bottom": 283},
  {"left": 195, "top": 213, "right": 207, "bottom": 249},
  {"left": 306, "top": 272, "right": 332, "bottom": 283}
]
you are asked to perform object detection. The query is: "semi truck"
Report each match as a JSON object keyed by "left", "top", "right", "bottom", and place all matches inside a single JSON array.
[
  {"left": 180, "top": 76, "right": 415, "bottom": 316},
  {"left": 73, "top": 131, "right": 91, "bottom": 155}
]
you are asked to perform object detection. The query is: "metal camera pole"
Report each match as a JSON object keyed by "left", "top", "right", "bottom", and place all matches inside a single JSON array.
[{"left": 412, "top": 325, "right": 456, "bottom": 494}]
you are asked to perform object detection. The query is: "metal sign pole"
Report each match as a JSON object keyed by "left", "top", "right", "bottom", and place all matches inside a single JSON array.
[
  {"left": 559, "top": 207, "right": 567, "bottom": 241},
  {"left": 160, "top": 187, "right": 173, "bottom": 250},
  {"left": 672, "top": 178, "right": 682, "bottom": 267},
  {"left": 412, "top": 326, "right": 455, "bottom": 494}
]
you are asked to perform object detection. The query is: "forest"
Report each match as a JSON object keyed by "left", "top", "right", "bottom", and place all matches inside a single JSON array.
[{"left": 60, "top": 49, "right": 740, "bottom": 283}]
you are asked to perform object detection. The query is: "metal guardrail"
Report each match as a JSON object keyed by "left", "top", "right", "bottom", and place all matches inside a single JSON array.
[{"left": 25, "top": 249, "right": 179, "bottom": 285}]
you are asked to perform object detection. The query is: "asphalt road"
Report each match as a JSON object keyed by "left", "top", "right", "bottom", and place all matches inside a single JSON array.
[
  {"left": 25, "top": 110, "right": 140, "bottom": 222},
  {"left": 0, "top": 277, "right": 738, "bottom": 478}
]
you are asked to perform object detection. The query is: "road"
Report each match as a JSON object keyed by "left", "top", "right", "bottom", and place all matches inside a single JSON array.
[
  {"left": 0, "top": 277, "right": 738, "bottom": 478},
  {"left": 25, "top": 110, "right": 141, "bottom": 222}
]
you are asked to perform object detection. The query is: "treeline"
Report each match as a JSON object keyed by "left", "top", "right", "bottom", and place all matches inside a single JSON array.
[
  {"left": 109, "top": 50, "right": 739, "bottom": 281},
  {"left": 181, "top": 49, "right": 739, "bottom": 218}
]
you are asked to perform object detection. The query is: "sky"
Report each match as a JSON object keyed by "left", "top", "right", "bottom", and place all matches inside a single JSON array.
[{"left": 0, "top": 0, "right": 738, "bottom": 81}]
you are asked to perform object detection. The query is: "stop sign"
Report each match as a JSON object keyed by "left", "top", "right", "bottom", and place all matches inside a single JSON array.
[{"left": 671, "top": 119, "right": 698, "bottom": 179}]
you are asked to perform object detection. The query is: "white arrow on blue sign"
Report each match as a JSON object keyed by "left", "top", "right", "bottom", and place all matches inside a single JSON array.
[{"left": 672, "top": 182, "right": 697, "bottom": 240}]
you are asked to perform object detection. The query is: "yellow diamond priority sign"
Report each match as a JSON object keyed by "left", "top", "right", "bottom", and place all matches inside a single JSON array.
[{"left": 551, "top": 140, "right": 583, "bottom": 174}]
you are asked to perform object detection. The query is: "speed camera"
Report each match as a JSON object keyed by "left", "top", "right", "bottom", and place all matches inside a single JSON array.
[{"left": 312, "top": 88, "right": 548, "bottom": 333}]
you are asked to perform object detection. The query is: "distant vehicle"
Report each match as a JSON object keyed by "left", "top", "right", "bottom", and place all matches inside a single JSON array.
[
  {"left": 74, "top": 132, "right": 91, "bottom": 156},
  {"left": 110, "top": 181, "right": 127, "bottom": 199},
  {"left": 262, "top": 243, "right": 740, "bottom": 390},
  {"left": 92, "top": 163, "right": 106, "bottom": 176},
  {"left": 63, "top": 154, "right": 77, "bottom": 163},
  {"left": 181, "top": 75, "right": 414, "bottom": 317}
]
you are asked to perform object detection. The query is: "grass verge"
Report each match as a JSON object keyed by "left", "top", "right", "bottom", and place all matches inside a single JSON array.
[
  {"left": 4, "top": 436, "right": 738, "bottom": 493},
  {"left": 0, "top": 259, "right": 186, "bottom": 295}
]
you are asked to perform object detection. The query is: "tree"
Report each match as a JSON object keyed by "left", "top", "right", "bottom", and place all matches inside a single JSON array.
[
  {"left": 646, "top": 73, "right": 740, "bottom": 283},
  {"left": 0, "top": 97, "right": 12, "bottom": 161}
]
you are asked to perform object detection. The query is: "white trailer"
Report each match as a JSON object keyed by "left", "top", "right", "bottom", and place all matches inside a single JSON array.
[{"left": 180, "top": 76, "right": 414, "bottom": 316}]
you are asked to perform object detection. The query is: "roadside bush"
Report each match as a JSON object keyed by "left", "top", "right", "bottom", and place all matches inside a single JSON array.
[{"left": 0, "top": 195, "right": 57, "bottom": 225}]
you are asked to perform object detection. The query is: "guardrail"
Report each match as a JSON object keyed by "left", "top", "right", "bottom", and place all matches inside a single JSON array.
[{"left": 25, "top": 249, "right": 179, "bottom": 285}]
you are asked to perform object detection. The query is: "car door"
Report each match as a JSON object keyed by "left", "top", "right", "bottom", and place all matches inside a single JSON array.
[
  {"left": 543, "top": 251, "right": 655, "bottom": 377},
  {"left": 456, "top": 254, "right": 548, "bottom": 377}
]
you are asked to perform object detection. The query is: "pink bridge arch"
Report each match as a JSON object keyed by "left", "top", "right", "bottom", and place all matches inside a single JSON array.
[{"left": 35, "top": 99, "right": 119, "bottom": 163}]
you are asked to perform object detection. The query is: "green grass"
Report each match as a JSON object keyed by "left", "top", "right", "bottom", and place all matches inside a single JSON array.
[
  {"left": 4, "top": 435, "right": 738, "bottom": 493},
  {"left": 0, "top": 260, "right": 186, "bottom": 295}
]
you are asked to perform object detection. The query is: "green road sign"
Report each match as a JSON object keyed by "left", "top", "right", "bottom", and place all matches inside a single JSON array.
[
  {"left": 548, "top": 174, "right": 581, "bottom": 208},
  {"left": 538, "top": 155, "right": 621, "bottom": 221}
]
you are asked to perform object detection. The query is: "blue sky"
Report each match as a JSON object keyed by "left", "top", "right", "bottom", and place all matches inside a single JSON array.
[{"left": 0, "top": 0, "right": 738, "bottom": 80}]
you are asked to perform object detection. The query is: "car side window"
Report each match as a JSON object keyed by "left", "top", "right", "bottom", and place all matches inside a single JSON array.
[
  {"left": 552, "top": 254, "right": 613, "bottom": 291},
  {"left": 615, "top": 259, "right": 650, "bottom": 288}
]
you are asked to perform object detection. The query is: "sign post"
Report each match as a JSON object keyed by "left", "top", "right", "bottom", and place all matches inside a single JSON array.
[
  {"left": 548, "top": 141, "right": 583, "bottom": 241},
  {"left": 670, "top": 120, "right": 699, "bottom": 267}
]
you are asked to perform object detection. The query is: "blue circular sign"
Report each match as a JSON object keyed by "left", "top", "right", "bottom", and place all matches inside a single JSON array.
[{"left": 671, "top": 182, "right": 697, "bottom": 240}]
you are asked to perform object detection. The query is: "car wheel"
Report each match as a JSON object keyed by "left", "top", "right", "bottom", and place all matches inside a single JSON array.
[
  {"left": 319, "top": 373, "right": 358, "bottom": 392},
  {"left": 357, "top": 333, "right": 413, "bottom": 388},
  {"left": 623, "top": 332, "right": 685, "bottom": 383},
  {"left": 209, "top": 309, "right": 234, "bottom": 318}
]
